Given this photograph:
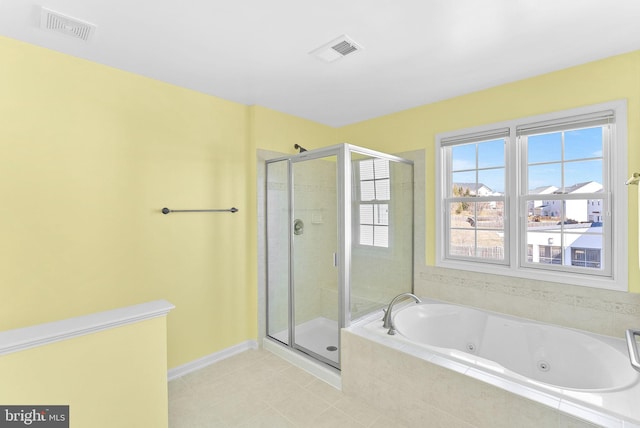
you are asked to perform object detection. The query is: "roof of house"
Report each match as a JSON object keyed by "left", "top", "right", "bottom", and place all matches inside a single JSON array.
[
  {"left": 453, "top": 183, "right": 493, "bottom": 193},
  {"left": 530, "top": 185, "right": 558, "bottom": 195},
  {"left": 554, "top": 181, "right": 603, "bottom": 194}
]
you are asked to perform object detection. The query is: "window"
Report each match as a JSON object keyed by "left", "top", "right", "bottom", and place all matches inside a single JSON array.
[
  {"left": 357, "top": 158, "right": 390, "bottom": 248},
  {"left": 436, "top": 101, "right": 628, "bottom": 291},
  {"left": 571, "top": 248, "right": 601, "bottom": 268},
  {"left": 443, "top": 129, "right": 508, "bottom": 263},
  {"left": 538, "top": 245, "right": 562, "bottom": 265}
]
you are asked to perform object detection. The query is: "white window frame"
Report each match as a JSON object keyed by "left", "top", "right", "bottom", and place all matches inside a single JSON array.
[{"left": 435, "top": 100, "right": 628, "bottom": 291}]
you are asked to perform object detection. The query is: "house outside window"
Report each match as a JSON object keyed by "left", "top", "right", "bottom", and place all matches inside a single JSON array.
[{"left": 436, "top": 101, "right": 628, "bottom": 291}]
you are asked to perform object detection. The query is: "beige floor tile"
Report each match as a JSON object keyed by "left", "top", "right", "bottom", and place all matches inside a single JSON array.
[
  {"left": 237, "top": 407, "right": 296, "bottom": 428},
  {"left": 207, "top": 391, "right": 270, "bottom": 426},
  {"left": 369, "top": 414, "right": 409, "bottom": 428},
  {"left": 252, "top": 380, "right": 309, "bottom": 407},
  {"left": 333, "top": 395, "right": 385, "bottom": 427},
  {"left": 305, "top": 406, "right": 366, "bottom": 428},
  {"left": 269, "top": 389, "right": 333, "bottom": 426},
  {"left": 168, "top": 377, "right": 192, "bottom": 398},
  {"left": 304, "top": 378, "right": 344, "bottom": 406}
]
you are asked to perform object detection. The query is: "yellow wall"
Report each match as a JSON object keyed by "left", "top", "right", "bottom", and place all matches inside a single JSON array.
[
  {"left": 0, "top": 36, "right": 254, "bottom": 368},
  {"left": 0, "top": 317, "right": 169, "bottom": 428},
  {"left": 249, "top": 105, "right": 339, "bottom": 154},
  {"left": 340, "top": 51, "right": 640, "bottom": 293}
]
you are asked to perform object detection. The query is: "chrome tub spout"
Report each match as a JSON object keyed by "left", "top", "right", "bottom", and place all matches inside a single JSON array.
[{"left": 382, "top": 292, "right": 422, "bottom": 335}]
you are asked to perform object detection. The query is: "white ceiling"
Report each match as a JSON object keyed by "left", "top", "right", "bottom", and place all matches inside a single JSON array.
[{"left": 2, "top": 0, "right": 640, "bottom": 127}]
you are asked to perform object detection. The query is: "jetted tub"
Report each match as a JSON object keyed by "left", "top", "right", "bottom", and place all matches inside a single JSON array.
[
  {"left": 354, "top": 300, "right": 640, "bottom": 426},
  {"left": 394, "top": 303, "right": 635, "bottom": 391}
]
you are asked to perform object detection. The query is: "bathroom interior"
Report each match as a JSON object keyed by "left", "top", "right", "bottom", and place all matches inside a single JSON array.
[{"left": 2, "top": 2, "right": 640, "bottom": 428}]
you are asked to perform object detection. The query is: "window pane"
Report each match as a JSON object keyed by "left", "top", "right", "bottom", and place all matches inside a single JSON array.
[
  {"left": 528, "top": 132, "right": 562, "bottom": 163},
  {"left": 449, "top": 202, "right": 476, "bottom": 226},
  {"left": 570, "top": 247, "right": 602, "bottom": 268},
  {"left": 478, "top": 139, "right": 505, "bottom": 169},
  {"left": 373, "top": 158, "right": 390, "bottom": 179},
  {"left": 449, "top": 229, "right": 475, "bottom": 257},
  {"left": 452, "top": 172, "right": 476, "bottom": 196},
  {"left": 478, "top": 168, "right": 504, "bottom": 194},
  {"left": 375, "top": 179, "right": 390, "bottom": 200},
  {"left": 373, "top": 204, "right": 389, "bottom": 225},
  {"left": 475, "top": 200, "right": 504, "bottom": 229},
  {"left": 526, "top": 232, "right": 561, "bottom": 264},
  {"left": 528, "top": 163, "right": 561, "bottom": 192},
  {"left": 360, "top": 181, "right": 375, "bottom": 201},
  {"left": 360, "top": 225, "right": 373, "bottom": 245},
  {"left": 586, "top": 201, "right": 604, "bottom": 226},
  {"left": 360, "top": 205, "right": 373, "bottom": 224},
  {"left": 565, "top": 127, "right": 602, "bottom": 161},
  {"left": 565, "top": 232, "right": 603, "bottom": 269},
  {"left": 373, "top": 226, "right": 388, "bottom": 247},
  {"left": 360, "top": 159, "right": 374, "bottom": 180},
  {"left": 562, "top": 199, "right": 599, "bottom": 224},
  {"left": 564, "top": 160, "right": 602, "bottom": 189},
  {"left": 452, "top": 144, "right": 476, "bottom": 172},
  {"left": 538, "top": 245, "right": 562, "bottom": 264},
  {"left": 477, "top": 231, "right": 504, "bottom": 260}
]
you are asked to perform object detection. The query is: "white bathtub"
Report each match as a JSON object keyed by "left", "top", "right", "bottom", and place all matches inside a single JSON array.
[{"left": 353, "top": 300, "right": 640, "bottom": 427}]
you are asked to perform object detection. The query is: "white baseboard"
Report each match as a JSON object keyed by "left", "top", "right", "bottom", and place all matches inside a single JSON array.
[{"left": 167, "top": 339, "right": 259, "bottom": 381}]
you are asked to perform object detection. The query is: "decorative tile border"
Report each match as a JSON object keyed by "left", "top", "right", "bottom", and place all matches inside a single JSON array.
[{"left": 415, "top": 265, "right": 640, "bottom": 337}]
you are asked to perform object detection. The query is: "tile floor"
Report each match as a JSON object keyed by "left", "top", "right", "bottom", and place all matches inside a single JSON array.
[{"left": 169, "top": 348, "right": 404, "bottom": 428}]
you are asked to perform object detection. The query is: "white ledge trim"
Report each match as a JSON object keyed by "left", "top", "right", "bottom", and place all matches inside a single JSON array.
[{"left": 0, "top": 300, "right": 175, "bottom": 356}]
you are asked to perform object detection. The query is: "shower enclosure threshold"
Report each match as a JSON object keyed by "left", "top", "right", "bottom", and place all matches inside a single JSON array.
[
  {"left": 271, "top": 317, "right": 340, "bottom": 362},
  {"left": 263, "top": 335, "right": 342, "bottom": 390}
]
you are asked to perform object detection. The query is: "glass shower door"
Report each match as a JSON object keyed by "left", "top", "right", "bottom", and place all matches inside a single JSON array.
[{"left": 291, "top": 154, "right": 340, "bottom": 367}]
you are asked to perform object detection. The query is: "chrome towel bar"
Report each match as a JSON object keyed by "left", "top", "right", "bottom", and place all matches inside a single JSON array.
[
  {"left": 626, "top": 329, "right": 640, "bottom": 373},
  {"left": 161, "top": 207, "right": 238, "bottom": 214}
]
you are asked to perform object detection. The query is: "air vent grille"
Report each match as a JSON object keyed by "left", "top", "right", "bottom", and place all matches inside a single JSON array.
[
  {"left": 331, "top": 40, "right": 358, "bottom": 56},
  {"left": 310, "top": 35, "right": 362, "bottom": 63},
  {"left": 40, "top": 7, "right": 95, "bottom": 41}
]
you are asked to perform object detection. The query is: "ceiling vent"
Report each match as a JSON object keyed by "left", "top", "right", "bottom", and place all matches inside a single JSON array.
[
  {"left": 40, "top": 7, "right": 95, "bottom": 41},
  {"left": 309, "top": 35, "right": 362, "bottom": 63}
]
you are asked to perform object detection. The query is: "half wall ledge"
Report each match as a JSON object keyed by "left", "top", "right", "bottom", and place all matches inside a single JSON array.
[{"left": 0, "top": 300, "right": 175, "bottom": 355}]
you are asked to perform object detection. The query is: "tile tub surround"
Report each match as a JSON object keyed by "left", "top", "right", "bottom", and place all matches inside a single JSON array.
[
  {"left": 342, "top": 313, "right": 640, "bottom": 428},
  {"left": 415, "top": 265, "right": 640, "bottom": 340}
]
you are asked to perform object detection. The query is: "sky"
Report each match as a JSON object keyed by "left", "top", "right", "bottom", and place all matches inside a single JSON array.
[{"left": 451, "top": 127, "right": 603, "bottom": 194}]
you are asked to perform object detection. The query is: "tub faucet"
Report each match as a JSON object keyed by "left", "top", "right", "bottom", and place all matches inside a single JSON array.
[{"left": 382, "top": 292, "right": 422, "bottom": 335}]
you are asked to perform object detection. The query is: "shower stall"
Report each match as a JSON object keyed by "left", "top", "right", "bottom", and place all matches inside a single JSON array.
[{"left": 265, "top": 143, "right": 414, "bottom": 370}]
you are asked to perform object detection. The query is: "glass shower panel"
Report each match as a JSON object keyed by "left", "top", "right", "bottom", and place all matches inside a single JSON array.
[
  {"left": 266, "top": 160, "right": 290, "bottom": 344},
  {"left": 350, "top": 152, "right": 413, "bottom": 320},
  {"left": 291, "top": 155, "right": 340, "bottom": 366}
]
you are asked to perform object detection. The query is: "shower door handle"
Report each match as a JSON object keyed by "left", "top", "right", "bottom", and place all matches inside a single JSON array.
[{"left": 333, "top": 253, "right": 338, "bottom": 267}]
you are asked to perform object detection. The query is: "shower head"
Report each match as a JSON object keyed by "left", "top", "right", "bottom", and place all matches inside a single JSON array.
[{"left": 294, "top": 144, "right": 307, "bottom": 153}]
